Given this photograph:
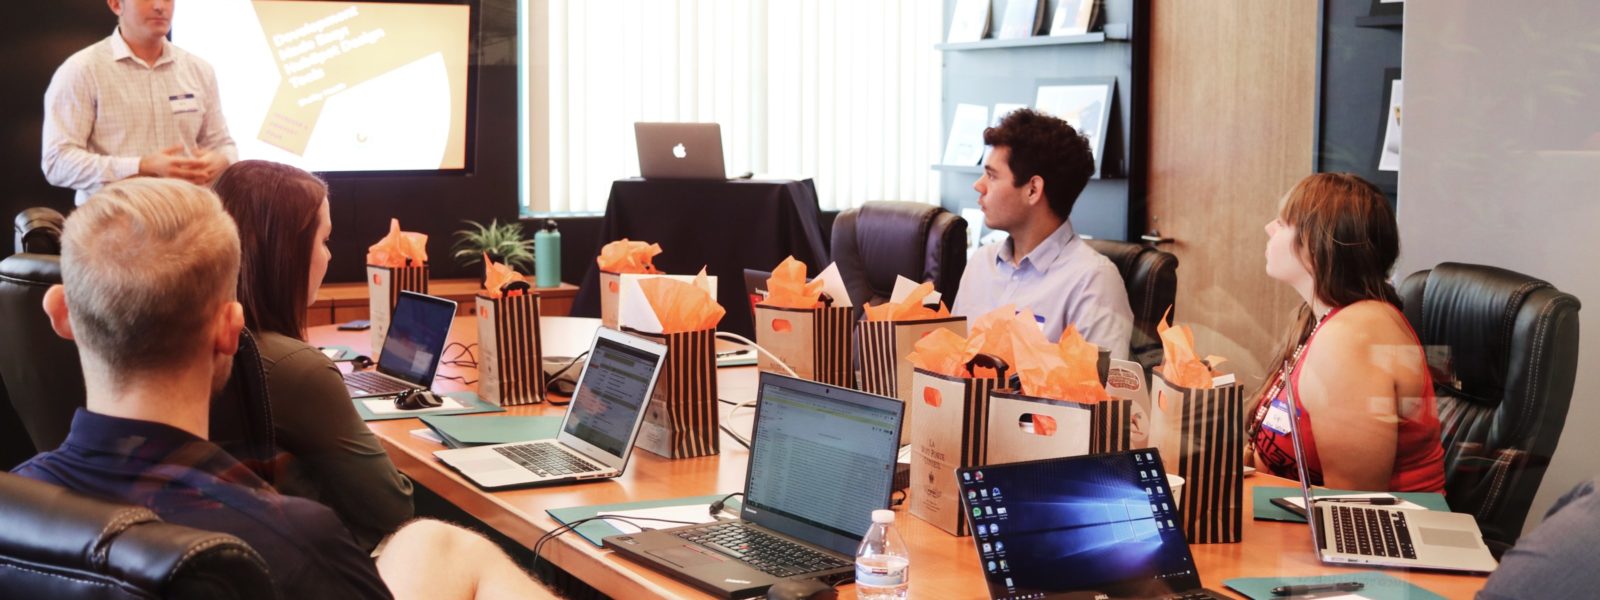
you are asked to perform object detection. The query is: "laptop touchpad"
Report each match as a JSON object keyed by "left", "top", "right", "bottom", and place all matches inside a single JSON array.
[
  {"left": 1419, "top": 527, "right": 1481, "bottom": 548},
  {"left": 647, "top": 546, "right": 728, "bottom": 568}
]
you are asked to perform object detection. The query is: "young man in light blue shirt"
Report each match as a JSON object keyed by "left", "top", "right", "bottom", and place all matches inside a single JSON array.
[{"left": 952, "top": 108, "right": 1134, "bottom": 359}]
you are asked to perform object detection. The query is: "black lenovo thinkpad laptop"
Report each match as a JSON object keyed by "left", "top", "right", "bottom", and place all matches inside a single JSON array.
[
  {"left": 958, "top": 451, "right": 1229, "bottom": 600},
  {"left": 605, "top": 373, "right": 905, "bottom": 599}
]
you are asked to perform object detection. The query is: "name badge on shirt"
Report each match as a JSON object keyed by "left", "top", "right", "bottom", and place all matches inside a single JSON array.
[
  {"left": 1262, "top": 397, "right": 1293, "bottom": 435},
  {"left": 169, "top": 93, "right": 200, "bottom": 115}
]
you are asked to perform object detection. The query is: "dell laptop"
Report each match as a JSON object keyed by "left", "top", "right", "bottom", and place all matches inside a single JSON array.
[
  {"left": 605, "top": 373, "right": 905, "bottom": 599},
  {"left": 636, "top": 122, "right": 728, "bottom": 179},
  {"left": 957, "top": 451, "right": 1229, "bottom": 600},
  {"left": 433, "top": 328, "right": 667, "bottom": 490},
  {"left": 1284, "top": 375, "right": 1499, "bottom": 572},
  {"left": 344, "top": 291, "right": 458, "bottom": 398}
]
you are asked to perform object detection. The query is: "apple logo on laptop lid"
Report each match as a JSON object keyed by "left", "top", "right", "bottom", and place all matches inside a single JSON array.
[{"left": 672, "top": 143, "right": 687, "bottom": 158}]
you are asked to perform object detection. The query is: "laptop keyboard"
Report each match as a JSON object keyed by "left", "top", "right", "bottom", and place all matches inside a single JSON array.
[
  {"left": 493, "top": 443, "right": 601, "bottom": 477},
  {"left": 674, "top": 522, "right": 849, "bottom": 578},
  {"left": 1331, "top": 505, "right": 1417, "bottom": 559},
  {"left": 345, "top": 371, "right": 415, "bottom": 395}
]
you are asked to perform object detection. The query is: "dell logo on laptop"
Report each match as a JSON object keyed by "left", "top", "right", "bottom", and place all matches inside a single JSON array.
[{"left": 672, "top": 143, "right": 687, "bottom": 158}]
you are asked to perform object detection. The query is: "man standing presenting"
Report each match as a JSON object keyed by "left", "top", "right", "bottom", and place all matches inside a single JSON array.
[
  {"left": 42, "top": 0, "right": 236, "bottom": 205},
  {"left": 952, "top": 108, "right": 1135, "bottom": 359}
]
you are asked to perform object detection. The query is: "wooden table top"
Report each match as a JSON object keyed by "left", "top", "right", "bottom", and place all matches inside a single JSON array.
[{"left": 309, "top": 318, "right": 1489, "bottom": 599}]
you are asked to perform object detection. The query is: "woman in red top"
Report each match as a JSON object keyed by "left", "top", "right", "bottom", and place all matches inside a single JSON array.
[{"left": 1247, "top": 173, "right": 1446, "bottom": 493}]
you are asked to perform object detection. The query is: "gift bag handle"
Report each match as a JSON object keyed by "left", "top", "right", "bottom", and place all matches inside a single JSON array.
[{"left": 966, "top": 353, "right": 1010, "bottom": 382}]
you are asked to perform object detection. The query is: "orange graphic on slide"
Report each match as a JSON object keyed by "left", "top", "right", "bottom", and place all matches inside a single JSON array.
[{"left": 251, "top": 2, "right": 469, "bottom": 160}]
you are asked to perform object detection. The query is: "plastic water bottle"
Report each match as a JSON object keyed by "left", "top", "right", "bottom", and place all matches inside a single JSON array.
[
  {"left": 855, "top": 509, "right": 910, "bottom": 599},
  {"left": 534, "top": 219, "right": 561, "bottom": 288}
]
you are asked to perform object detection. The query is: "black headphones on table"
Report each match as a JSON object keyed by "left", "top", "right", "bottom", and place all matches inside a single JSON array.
[{"left": 394, "top": 389, "right": 444, "bottom": 410}]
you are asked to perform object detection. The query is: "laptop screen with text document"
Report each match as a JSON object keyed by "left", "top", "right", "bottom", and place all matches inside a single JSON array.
[
  {"left": 741, "top": 374, "right": 904, "bottom": 556},
  {"left": 560, "top": 335, "right": 662, "bottom": 457}
]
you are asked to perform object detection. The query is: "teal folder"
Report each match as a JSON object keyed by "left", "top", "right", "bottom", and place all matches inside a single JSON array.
[
  {"left": 351, "top": 391, "right": 505, "bottom": 421},
  {"left": 1253, "top": 486, "right": 1451, "bottom": 523},
  {"left": 1224, "top": 571, "right": 1448, "bottom": 600},
  {"left": 547, "top": 494, "right": 744, "bottom": 547},
  {"left": 419, "top": 414, "right": 563, "bottom": 448}
]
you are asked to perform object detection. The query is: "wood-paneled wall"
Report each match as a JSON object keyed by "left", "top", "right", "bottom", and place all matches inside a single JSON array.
[{"left": 1146, "top": 1, "right": 1319, "bottom": 390}]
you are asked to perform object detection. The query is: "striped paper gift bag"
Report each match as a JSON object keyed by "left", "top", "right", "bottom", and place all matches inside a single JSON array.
[
  {"left": 365, "top": 262, "right": 429, "bottom": 353},
  {"left": 475, "top": 290, "right": 545, "bottom": 405},
  {"left": 753, "top": 304, "right": 853, "bottom": 387},
  {"left": 909, "top": 366, "right": 1002, "bottom": 536},
  {"left": 626, "top": 327, "right": 720, "bottom": 459},
  {"left": 1150, "top": 373, "right": 1245, "bottom": 544},
  {"left": 856, "top": 316, "right": 967, "bottom": 439},
  {"left": 986, "top": 391, "right": 1135, "bottom": 464}
]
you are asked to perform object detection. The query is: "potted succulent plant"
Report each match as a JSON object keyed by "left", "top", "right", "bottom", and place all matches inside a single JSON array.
[{"left": 452, "top": 219, "right": 536, "bottom": 284}]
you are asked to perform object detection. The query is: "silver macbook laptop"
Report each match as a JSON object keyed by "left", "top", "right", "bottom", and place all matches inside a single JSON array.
[
  {"left": 604, "top": 373, "right": 905, "bottom": 599},
  {"left": 1284, "top": 364, "right": 1498, "bottom": 572},
  {"left": 635, "top": 122, "right": 728, "bottom": 179},
  {"left": 434, "top": 328, "right": 667, "bottom": 490},
  {"left": 344, "top": 291, "right": 458, "bottom": 398}
]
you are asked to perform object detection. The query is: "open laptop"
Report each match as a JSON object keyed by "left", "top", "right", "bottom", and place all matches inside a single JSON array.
[
  {"left": 433, "top": 328, "right": 667, "bottom": 490},
  {"left": 344, "top": 291, "right": 457, "bottom": 398},
  {"left": 957, "top": 451, "right": 1229, "bottom": 600},
  {"left": 636, "top": 122, "right": 728, "bottom": 179},
  {"left": 1284, "top": 366, "right": 1498, "bottom": 572},
  {"left": 605, "top": 373, "right": 905, "bottom": 599}
]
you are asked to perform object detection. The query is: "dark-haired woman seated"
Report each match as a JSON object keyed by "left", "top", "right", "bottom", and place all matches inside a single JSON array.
[{"left": 214, "top": 160, "right": 413, "bottom": 548}]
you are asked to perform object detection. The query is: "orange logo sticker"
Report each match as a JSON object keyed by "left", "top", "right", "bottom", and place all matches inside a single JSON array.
[
  {"left": 771, "top": 319, "right": 792, "bottom": 333},
  {"left": 923, "top": 386, "right": 942, "bottom": 407},
  {"left": 372, "top": 273, "right": 382, "bottom": 285},
  {"left": 608, "top": 281, "right": 620, "bottom": 293}
]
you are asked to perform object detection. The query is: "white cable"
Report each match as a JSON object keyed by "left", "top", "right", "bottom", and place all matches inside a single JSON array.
[
  {"left": 712, "top": 332, "right": 796, "bottom": 448},
  {"left": 713, "top": 332, "right": 797, "bottom": 377}
]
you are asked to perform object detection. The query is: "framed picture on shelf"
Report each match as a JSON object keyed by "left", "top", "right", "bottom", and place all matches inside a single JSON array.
[
  {"left": 996, "top": 0, "right": 1045, "bottom": 39},
  {"left": 1034, "top": 77, "right": 1116, "bottom": 177},
  {"left": 1368, "top": 0, "right": 1403, "bottom": 17},
  {"left": 1376, "top": 68, "right": 1402, "bottom": 172},
  {"left": 1049, "top": 0, "right": 1097, "bottom": 37}
]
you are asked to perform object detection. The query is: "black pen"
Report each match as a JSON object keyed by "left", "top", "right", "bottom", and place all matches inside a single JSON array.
[{"left": 1271, "top": 581, "right": 1365, "bottom": 596}]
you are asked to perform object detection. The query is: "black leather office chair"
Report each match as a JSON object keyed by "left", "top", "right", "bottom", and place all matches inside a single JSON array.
[
  {"left": 14, "top": 207, "right": 64, "bottom": 255},
  {"left": 1399, "top": 262, "right": 1581, "bottom": 554},
  {"left": 1084, "top": 239, "right": 1178, "bottom": 372},
  {"left": 0, "top": 471, "right": 274, "bottom": 599},
  {"left": 830, "top": 201, "right": 967, "bottom": 313},
  {"left": 0, "top": 210, "right": 278, "bottom": 482}
]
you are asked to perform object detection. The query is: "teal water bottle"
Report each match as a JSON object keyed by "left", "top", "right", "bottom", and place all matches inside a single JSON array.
[{"left": 534, "top": 219, "right": 561, "bottom": 288}]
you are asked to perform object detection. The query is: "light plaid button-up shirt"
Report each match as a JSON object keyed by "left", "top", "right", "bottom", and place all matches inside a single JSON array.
[{"left": 41, "top": 28, "right": 237, "bottom": 205}]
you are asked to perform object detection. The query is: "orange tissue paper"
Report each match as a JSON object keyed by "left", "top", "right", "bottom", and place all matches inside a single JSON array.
[
  {"left": 482, "top": 253, "right": 528, "bottom": 299},
  {"left": 366, "top": 218, "right": 429, "bottom": 267},
  {"left": 863, "top": 281, "right": 950, "bottom": 322},
  {"left": 638, "top": 270, "right": 726, "bottom": 333},
  {"left": 597, "top": 239, "right": 662, "bottom": 274},
  {"left": 763, "top": 256, "right": 826, "bottom": 309},
  {"left": 1155, "top": 309, "right": 1227, "bottom": 389},
  {"left": 907, "top": 328, "right": 977, "bottom": 378}
]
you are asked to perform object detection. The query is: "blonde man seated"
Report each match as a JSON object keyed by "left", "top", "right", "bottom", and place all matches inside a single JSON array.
[{"left": 11, "top": 178, "right": 553, "bottom": 600}]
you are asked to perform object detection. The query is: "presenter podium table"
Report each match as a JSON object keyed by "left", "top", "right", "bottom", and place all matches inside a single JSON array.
[
  {"left": 572, "top": 178, "right": 830, "bottom": 338},
  {"left": 308, "top": 318, "right": 1490, "bottom": 599}
]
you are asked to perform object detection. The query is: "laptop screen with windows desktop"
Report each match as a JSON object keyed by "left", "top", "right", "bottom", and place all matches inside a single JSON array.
[{"left": 957, "top": 450, "right": 1203, "bottom": 599}]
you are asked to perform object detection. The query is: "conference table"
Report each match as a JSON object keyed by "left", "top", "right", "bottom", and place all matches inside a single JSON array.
[{"left": 309, "top": 316, "right": 1490, "bottom": 599}]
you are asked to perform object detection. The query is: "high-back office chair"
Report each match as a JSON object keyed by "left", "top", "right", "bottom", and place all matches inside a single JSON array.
[
  {"left": 0, "top": 471, "right": 274, "bottom": 600},
  {"left": 830, "top": 201, "right": 967, "bottom": 313},
  {"left": 1084, "top": 239, "right": 1178, "bottom": 372},
  {"left": 0, "top": 209, "right": 278, "bottom": 481},
  {"left": 1398, "top": 262, "right": 1581, "bottom": 554},
  {"left": 14, "top": 207, "right": 64, "bottom": 255}
]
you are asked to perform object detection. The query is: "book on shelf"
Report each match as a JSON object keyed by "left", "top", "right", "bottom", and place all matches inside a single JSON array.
[
  {"left": 996, "top": 0, "right": 1045, "bottom": 40},
  {"left": 1049, "top": 0, "right": 1097, "bottom": 37},
  {"left": 947, "top": 0, "right": 992, "bottom": 44},
  {"left": 942, "top": 103, "right": 990, "bottom": 166}
]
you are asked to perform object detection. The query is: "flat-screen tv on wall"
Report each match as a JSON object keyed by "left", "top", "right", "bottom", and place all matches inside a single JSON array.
[{"left": 174, "top": 0, "right": 475, "bottom": 173}]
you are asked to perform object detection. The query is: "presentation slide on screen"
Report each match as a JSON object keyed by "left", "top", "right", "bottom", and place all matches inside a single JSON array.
[{"left": 173, "top": 1, "right": 470, "bottom": 172}]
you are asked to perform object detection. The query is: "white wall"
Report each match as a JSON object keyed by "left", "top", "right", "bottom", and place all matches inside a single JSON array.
[{"left": 1400, "top": 0, "right": 1600, "bottom": 532}]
